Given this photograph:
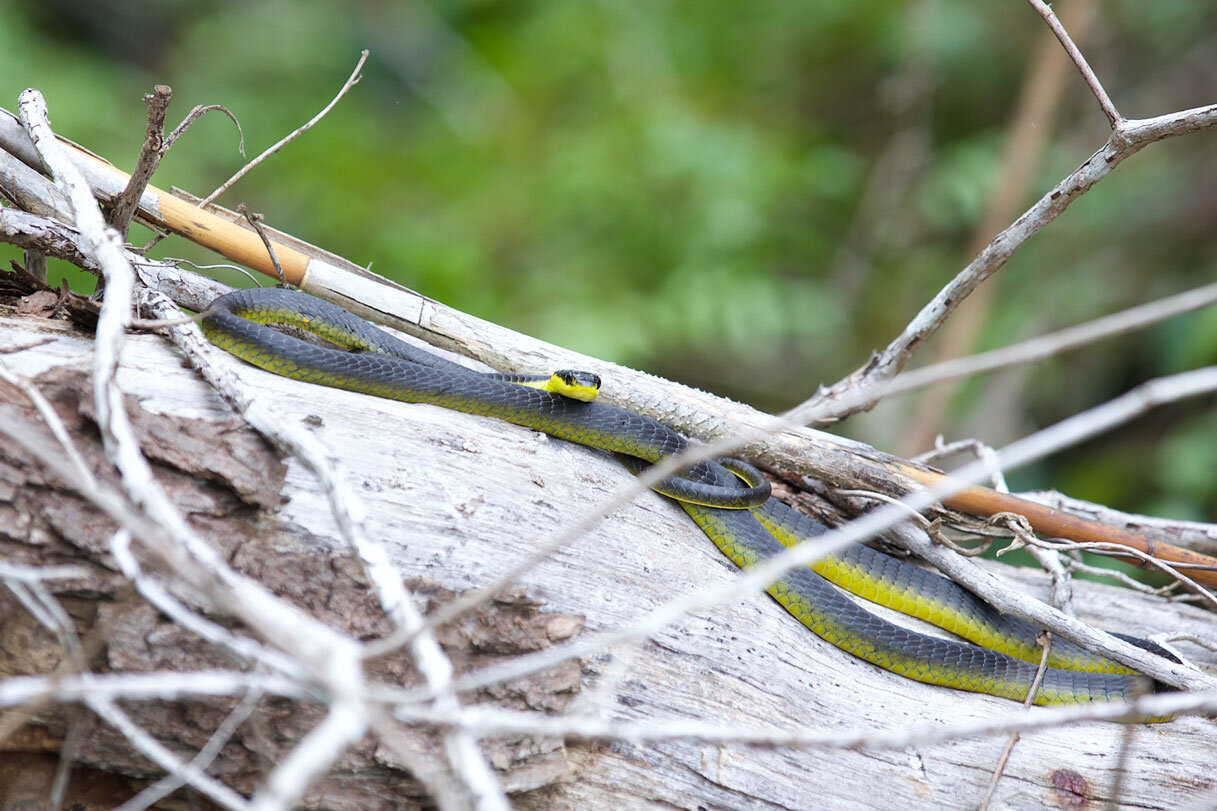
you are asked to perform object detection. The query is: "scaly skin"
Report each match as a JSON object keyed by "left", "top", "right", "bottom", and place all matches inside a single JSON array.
[
  {"left": 203, "top": 288, "right": 1173, "bottom": 710},
  {"left": 752, "top": 499, "right": 1177, "bottom": 674},
  {"left": 683, "top": 466, "right": 1145, "bottom": 705}
]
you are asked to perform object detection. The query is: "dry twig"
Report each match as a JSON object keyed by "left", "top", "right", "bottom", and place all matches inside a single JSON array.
[
  {"left": 1025, "top": 0, "right": 1121, "bottom": 125},
  {"left": 109, "top": 84, "right": 172, "bottom": 238},
  {"left": 408, "top": 368, "right": 1217, "bottom": 702},
  {"left": 1, "top": 5, "right": 1215, "bottom": 801},
  {"left": 18, "top": 86, "right": 376, "bottom": 811},
  {"left": 978, "top": 632, "right": 1054, "bottom": 811},
  {"left": 138, "top": 285, "right": 504, "bottom": 808},
  {"left": 794, "top": 101, "right": 1217, "bottom": 426},
  {"left": 237, "top": 204, "right": 285, "bottom": 283},
  {"left": 385, "top": 687, "right": 1217, "bottom": 750},
  {"left": 200, "top": 50, "right": 368, "bottom": 206}
]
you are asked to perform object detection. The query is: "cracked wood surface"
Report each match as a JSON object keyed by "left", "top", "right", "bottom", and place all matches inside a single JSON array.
[{"left": 0, "top": 311, "right": 1214, "bottom": 810}]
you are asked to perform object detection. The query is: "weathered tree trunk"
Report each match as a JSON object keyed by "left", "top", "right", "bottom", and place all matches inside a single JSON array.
[{"left": 1, "top": 307, "right": 1214, "bottom": 809}]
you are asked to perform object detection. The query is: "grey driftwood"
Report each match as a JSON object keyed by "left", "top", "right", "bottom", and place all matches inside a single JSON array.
[{"left": 0, "top": 308, "right": 1214, "bottom": 810}]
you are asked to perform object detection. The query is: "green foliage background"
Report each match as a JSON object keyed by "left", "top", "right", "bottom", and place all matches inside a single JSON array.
[{"left": 2, "top": 0, "right": 1214, "bottom": 525}]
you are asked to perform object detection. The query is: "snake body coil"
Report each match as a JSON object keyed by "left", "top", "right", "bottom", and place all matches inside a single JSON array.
[{"left": 203, "top": 288, "right": 1174, "bottom": 707}]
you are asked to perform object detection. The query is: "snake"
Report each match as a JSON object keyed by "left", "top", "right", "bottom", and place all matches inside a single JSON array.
[{"left": 202, "top": 287, "right": 1178, "bottom": 708}]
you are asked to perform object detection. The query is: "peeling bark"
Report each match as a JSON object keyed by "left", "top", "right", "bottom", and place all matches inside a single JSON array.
[
  {"left": 0, "top": 308, "right": 1214, "bottom": 809},
  {"left": 0, "top": 321, "right": 584, "bottom": 806}
]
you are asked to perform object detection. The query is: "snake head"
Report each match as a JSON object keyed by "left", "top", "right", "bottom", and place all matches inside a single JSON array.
[{"left": 550, "top": 369, "right": 602, "bottom": 402}]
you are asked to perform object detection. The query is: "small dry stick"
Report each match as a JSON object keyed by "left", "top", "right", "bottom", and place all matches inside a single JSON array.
[
  {"left": 1104, "top": 681, "right": 1149, "bottom": 811},
  {"left": 201, "top": 50, "right": 368, "bottom": 206},
  {"left": 0, "top": 362, "right": 94, "bottom": 484},
  {"left": 834, "top": 488, "right": 935, "bottom": 527},
  {"left": 1155, "top": 632, "right": 1217, "bottom": 655},
  {"left": 115, "top": 684, "right": 265, "bottom": 811},
  {"left": 1038, "top": 538, "right": 1217, "bottom": 611},
  {"left": 992, "top": 509, "right": 1076, "bottom": 611},
  {"left": 932, "top": 528, "right": 994, "bottom": 558},
  {"left": 383, "top": 686, "right": 1217, "bottom": 752},
  {"left": 237, "top": 204, "right": 285, "bottom": 284},
  {"left": 914, "top": 436, "right": 1010, "bottom": 493},
  {"left": 1025, "top": 0, "right": 1122, "bottom": 126},
  {"left": 87, "top": 695, "right": 251, "bottom": 810},
  {"left": 1062, "top": 557, "right": 1176, "bottom": 596},
  {"left": 791, "top": 104, "right": 1217, "bottom": 427},
  {"left": 0, "top": 336, "right": 57, "bottom": 354},
  {"left": 49, "top": 707, "right": 83, "bottom": 810},
  {"left": 978, "top": 632, "right": 1054, "bottom": 811},
  {"left": 133, "top": 103, "right": 243, "bottom": 255},
  {"left": 129, "top": 311, "right": 210, "bottom": 330},
  {"left": 109, "top": 84, "right": 172, "bottom": 238},
  {"left": 164, "top": 103, "right": 244, "bottom": 157}
]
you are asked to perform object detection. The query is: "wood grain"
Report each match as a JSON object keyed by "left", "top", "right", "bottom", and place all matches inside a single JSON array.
[{"left": 3, "top": 313, "right": 1212, "bottom": 809}]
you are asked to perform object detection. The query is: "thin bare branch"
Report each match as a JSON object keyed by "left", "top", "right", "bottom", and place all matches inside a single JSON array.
[
  {"left": 1034, "top": 538, "right": 1217, "bottom": 611},
  {"left": 49, "top": 708, "right": 82, "bottom": 810},
  {"left": 1025, "top": 0, "right": 1122, "bottom": 125},
  {"left": 163, "top": 103, "right": 244, "bottom": 156},
  {"left": 902, "top": 0, "right": 1097, "bottom": 454},
  {"left": 23, "top": 248, "right": 47, "bottom": 282},
  {"left": 0, "top": 562, "right": 91, "bottom": 582},
  {"left": 1063, "top": 557, "right": 1177, "bottom": 596},
  {"left": 0, "top": 336, "right": 57, "bottom": 354},
  {"left": 1029, "top": 544, "right": 1073, "bottom": 615},
  {"left": 109, "top": 84, "right": 172, "bottom": 238},
  {"left": 914, "top": 436, "right": 1011, "bottom": 492},
  {"left": 129, "top": 308, "right": 211, "bottom": 330},
  {"left": 200, "top": 50, "right": 368, "bottom": 207},
  {"left": 795, "top": 102, "right": 1217, "bottom": 425},
  {"left": 1020, "top": 489, "right": 1217, "bottom": 554},
  {"left": 401, "top": 369, "right": 1217, "bottom": 702},
  {"left": 115, "top": 684, "right": 265, "bottom": 811},
  {"left": 139, "top": 288, "right": 508, "bottom": 810},
  {"left": 1104, "top": 682, "right": 1148, "bottom": 811},
  {"left": 87, "top": 696, "right": 252, "bottom": 810},
  {"left": 978, "top": 632, "right": 1053, "bottom": 811},
  {"left": 890, "top": 281, "right": 1217, "bottom": 399},
  {"left": 237, "top": 204, "right": 285, "bottom": 283},
  {"left": 1156, "top": 633, "right": 1217, "bottom": 655},
  {"left": 18, "top": 89, "right": 377, "bottom": 806},
  {"left": 18, "top": 89, "right": 142, "bottom": 498},
  {"left": 0, "top": 670, "right": 302, "bottom": 707},
  {"left": 385, "top": 688, "right": 1217, "bottom": 751},
  {"left": 0, "top": 360, "right": 95, "bottom": 485}
]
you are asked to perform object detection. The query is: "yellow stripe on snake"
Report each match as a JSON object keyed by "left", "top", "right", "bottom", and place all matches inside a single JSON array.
[{"left": 203, "top": 287, "right": 1178, "bottom": 708}]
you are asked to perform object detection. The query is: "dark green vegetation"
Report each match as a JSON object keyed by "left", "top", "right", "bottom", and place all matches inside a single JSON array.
[{"left": 2, "top": 1, "right": 1215, "bottom": 524}]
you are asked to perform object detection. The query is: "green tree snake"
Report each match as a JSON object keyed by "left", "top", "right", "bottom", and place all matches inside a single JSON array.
[{"left": 202, "top": 287, "right": 1177, "bottom": 708}]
